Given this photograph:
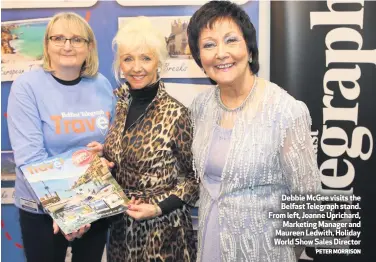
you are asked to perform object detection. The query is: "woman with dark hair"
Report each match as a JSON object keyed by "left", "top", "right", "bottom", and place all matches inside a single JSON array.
[{"left": 187, "top": 1, "right": 321, "bottom": 261}]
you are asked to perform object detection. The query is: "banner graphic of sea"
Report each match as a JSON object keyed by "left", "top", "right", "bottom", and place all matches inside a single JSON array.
[{"left": 9, "top": 22, "right": 47, "bottom": 59}]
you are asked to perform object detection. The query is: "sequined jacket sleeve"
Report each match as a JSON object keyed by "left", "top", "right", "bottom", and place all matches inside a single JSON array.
[
  {"left": 167, "top": 107, "right": 199, "bottom": 206},
  {"left": 279, "top": 101, "right": 321, "bottom": 195}
]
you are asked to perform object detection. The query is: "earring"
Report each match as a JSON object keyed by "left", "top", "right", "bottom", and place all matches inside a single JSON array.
[
  {"left": 157, "top": 67, "right": 161, "bottom": 74},
  {"left": 249, "top": 57, "right": 252, "bottom": 63}
]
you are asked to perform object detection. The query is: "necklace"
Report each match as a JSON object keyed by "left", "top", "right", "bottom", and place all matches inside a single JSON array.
[{"left": 216, "top": 76, "right": 258, "bottom": 112}]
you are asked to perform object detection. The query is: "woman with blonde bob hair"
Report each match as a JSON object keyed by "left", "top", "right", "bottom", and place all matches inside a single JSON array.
[
  {"left": 96, "top": 16, "right": 199, "bottom": 261},
  {"left": 42, "top": 12, "right": 99, "bottom": 77},
  {"left": 7, "top": 12, "right": 114, "bottom": 262}
]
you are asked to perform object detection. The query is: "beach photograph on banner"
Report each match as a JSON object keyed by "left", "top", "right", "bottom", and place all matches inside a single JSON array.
[
  {"left": 1, "top": 18, "right": 50, "bottom": 82},
  {"left": 118, "top": 16, "right": 206, "bottom": 78}
]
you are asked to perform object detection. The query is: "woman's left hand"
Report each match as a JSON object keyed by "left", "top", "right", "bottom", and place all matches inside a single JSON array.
[
  {"left": 53, "top": 221, "right": 91, "bottom": 241},
  {"left": 126, "top": 203, "right": 162, "bottom": 221},
  {"left": 100, "top": 157, "right": 115, "bottom": 170}
]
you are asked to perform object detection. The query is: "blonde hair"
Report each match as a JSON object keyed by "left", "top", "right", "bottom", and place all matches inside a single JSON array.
[
  {"left": 42, "top": 12, "right": 99, "bottom": 77},
  {"left": 112, "top": 16, "right": 169, "bottom": 83}
]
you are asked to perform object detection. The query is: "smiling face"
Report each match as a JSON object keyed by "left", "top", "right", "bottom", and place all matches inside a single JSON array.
[
  {"left": 47, "top": 19, "right": 91, "bottom": 73},
  {"left": 119, "top": 46, "right": 159, "bottom": 89},
  {"left": 198, "top": 18, "right": 251, "bottom": 87}
]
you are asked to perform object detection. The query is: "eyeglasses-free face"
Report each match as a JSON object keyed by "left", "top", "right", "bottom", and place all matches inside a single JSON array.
[
  {"left": 198, "top": 18, "right": 251, "bottom": 87},
  {"left": 119, "top": 47, "right": 159, "bottom": 90}
]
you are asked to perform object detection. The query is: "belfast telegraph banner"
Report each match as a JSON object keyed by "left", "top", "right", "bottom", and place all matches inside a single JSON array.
[{"left": 270, "top": 1, "right": 375, "bottom": 262}]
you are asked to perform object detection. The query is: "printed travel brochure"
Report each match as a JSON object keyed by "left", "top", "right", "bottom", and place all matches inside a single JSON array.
[{"left": 21, "top": 147, "right": 129, "bottom": 234}]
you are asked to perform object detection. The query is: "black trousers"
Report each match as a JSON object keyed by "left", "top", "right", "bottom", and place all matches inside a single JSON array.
[{"left": 19, "top": 209, "right": 108, "bottom": 262}]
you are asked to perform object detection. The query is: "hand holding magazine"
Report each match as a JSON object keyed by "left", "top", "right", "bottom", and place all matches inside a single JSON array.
[{"left": 21, "top": 147, "right": 129, "bottom": 234}]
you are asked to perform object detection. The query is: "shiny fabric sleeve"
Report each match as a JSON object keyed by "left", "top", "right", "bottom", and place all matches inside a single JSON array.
[
  {"left": 279, "top": 101, "right": 321, "bottom": 195},
  {"left": 279, "top": 101, "right": 321, "bottom": 256},
  {"left": 165, "top": 108, "right": 199, "bottom": 206}
]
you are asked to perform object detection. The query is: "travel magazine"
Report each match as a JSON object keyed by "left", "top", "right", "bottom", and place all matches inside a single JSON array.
[{"left": 21, "top": 147, "right": 129, "bottom": 234}]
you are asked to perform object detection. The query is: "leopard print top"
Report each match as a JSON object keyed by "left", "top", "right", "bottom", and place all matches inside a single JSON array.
[
  {"left": 103, "top": 81, "right": 198, "bottom": 204},
  {"left": 103, "top": 81, "right": 198, "bottom": 261}
]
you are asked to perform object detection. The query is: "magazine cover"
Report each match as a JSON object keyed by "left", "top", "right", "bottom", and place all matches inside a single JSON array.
[{"left": 20, "top": 147, "right": 129, "bottom": 234}]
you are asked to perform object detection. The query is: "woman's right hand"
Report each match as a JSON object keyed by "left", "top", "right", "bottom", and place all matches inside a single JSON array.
[
  {"left": 87, "top": 141, "right": 115, "bottom": 169},
  {"left": 87, "top": 141, "right": 104, "bottom": 156}
]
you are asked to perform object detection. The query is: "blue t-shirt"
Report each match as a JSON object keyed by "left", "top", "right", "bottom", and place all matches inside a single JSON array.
[{"left": 7, "top": 68, "right": 115, "bottom": 214}]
